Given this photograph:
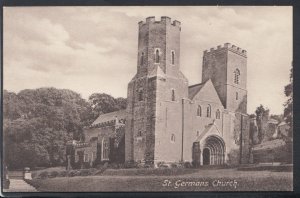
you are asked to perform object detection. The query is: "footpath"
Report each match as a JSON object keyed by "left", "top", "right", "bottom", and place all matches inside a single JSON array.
[{"left": 3, "top": 171, "right": 37, "bottom": 192}]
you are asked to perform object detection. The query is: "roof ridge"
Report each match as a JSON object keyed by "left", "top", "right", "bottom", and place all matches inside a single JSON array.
[{"left": 188, "top": 82, "right": 205, "bottom": 88}]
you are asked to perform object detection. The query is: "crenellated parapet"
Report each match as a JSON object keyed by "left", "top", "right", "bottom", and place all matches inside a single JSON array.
[
  {"left": 204, "top": 43, "right": 247, "bottom": 57},
  {"left": 138, "top": 16, "right": 181, "bottom": 29},
  {"left": 89, "top": 118, "right": 126, "bottom": 129}
]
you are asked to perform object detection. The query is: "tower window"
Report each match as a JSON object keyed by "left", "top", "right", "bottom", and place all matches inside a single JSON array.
[
  {"left": 197, "top": 105, "right": 202, "bottom": 116},
  {"left": 171, "top": 134, "right": 175, "bottom": 142},
  {"left": 141, "top": 52, "right": 144, "bottom": 65},
  {"left": 216, "top": 109, "right": 221, "bottom": 119},
  {"left": 197, "top": 131, "right": 200, "bottom": 136},
  {"left": 171, "top": 51, "right": 175, "bottom": 65},
  {"left": 171, "top": 89, "right": 175, "bottom": 101},
  {"left": 138, "top": 90, "right": 143, "bottom": 101},
  {"left": 234, "top": 69, "right": 240, "bottom": 84},
  {"left": 206, "top": 105, "right": 211, "bottom": 118},
  {"left": 236, "top": 92, "right": 238, "bottom": 100},
  {"left": 137, "top": 131, "right": 142, "bottom": 137},
  {"left": 155, "top": 49, "right": 160, "bottom": 63}
]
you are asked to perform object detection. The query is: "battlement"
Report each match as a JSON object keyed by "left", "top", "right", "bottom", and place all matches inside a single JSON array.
[
  {"left": 138, "top": 16, "right": 181, "bottom": 28},
  {"left": 204, "top": 43, "right": 247, "bottom": 57},
  {"left": 66, "top": 140, "right": 90, "bottom": 148}
]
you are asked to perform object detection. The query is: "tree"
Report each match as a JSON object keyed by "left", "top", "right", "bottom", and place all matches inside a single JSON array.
[
  {"left": 255, "top": 105, "right": 269, "bottom": 143},
  {"left": 284, "top": 67, "right": 293, "bottom": 138},
  {"left": 88, "top": 93, "right": 127, "bottom": 116},
  {"left": 3, "top": 88, "right": 93, "bottom": 169}
]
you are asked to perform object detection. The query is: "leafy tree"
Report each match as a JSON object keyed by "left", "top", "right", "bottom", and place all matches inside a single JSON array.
[
  {"left": 88, "top": 93, "right": 127, "bottom": 116},
  {"left": 255, "top": 104, "right": 269, "bottom": 143},
  {"left": 3, "top": 88, "right": 126, "bottom": 169},
  {"left": 3, "top": 88, "right": 93, "bottom": 169},
  {"left": 284, "top": 67, "right": 293, "bottom": 138},
  {"left": 115, "top": 97, "right": 127, "bottom": 110}
]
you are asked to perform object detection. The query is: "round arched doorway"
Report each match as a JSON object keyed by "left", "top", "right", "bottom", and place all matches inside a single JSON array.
[{"left": 203, "top": 135, "right": 225, "bottom": 165}]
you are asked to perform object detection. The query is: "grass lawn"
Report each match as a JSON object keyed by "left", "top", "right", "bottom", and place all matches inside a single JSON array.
[{"left": 30, "top": 168, "right": 292, "bottom": 192}]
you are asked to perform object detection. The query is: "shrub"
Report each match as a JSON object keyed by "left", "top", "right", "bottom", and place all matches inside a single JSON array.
[
  {"left": 83, "top": 162, "right": 91, "bottom": 169},
  {"left": 49, "top": 171, "right": 59, "bottom": 178},
  {"left": 79, "top": 169, "right": 96, "bottom": 176},
  {"left": 184, "top": 162, "right": 193, "bottom": 168},
  {"left": 58, "top": 170, "right": 68, "bottom": 177},
  {"left": 118, "top": 164, "right": 125, "bottom": 169},
  {"left": 94, "top": 163, "right": 108, "bottom": 175},
  {"left": 68, "top": 170, "right": 80, "bottom": 177},
  {"left": 109, "top": 163, "right": 120, "bottom": 169},
  {"left": 38, "top": 171, "right": 49, "bottom": 179},
  {"left": 124, "top": 160, "right": 138, "bottom": 168},
  {"left": 31, "top": 172, "right": 38, "bottom": 179},
  {"left": 170, "top": 163, "right": 178, "bottom": 168}
]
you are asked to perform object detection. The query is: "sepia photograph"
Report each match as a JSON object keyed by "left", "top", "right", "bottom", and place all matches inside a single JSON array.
[{"left": 2, "top": 6, "right": 293, "bottom": 193}]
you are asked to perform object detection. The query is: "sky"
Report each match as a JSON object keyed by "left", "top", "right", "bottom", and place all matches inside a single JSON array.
[{"left": 3, "top": 6, "right": 292, "bottom": 115}]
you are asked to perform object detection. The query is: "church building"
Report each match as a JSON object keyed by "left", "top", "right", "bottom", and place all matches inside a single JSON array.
[{"left": 66, "top": 16, "right": 250, "bottom": 168}]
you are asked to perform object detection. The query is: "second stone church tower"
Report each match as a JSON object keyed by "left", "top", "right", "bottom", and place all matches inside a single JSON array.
[{"left": 125, "top": 16, "right": 189, "bottom": 164}]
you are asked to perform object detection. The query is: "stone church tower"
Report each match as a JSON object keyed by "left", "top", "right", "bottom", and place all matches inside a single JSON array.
[
  {"left": 202, "top": 44, "right": 247, "bottom": 114},
  {"left": 201, "top": 44, "right": 249, "bottom": 163},
  {"left": 125, "top": 16, "right": 188, "bottom": 164}
]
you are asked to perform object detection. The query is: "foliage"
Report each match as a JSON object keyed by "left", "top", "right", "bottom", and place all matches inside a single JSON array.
[
  {"left": 3, "top": 88, "right": 94, "bottom": 169},
  {"left": 255, "top": 104, "right": 269, "bottom": 143},
  {"left": 283, "top": 67, "right": 293, "bottom": 139},
  {"left": 270, "top": 114, "right": 284, "bottom": 123},
  {"left": 88, "top": 93, "right": 127, "bottom": 116},
  {"left": 4, "top": 88, "right": 126, "bottom": 169},
  {"left": 39, "top": 171, "right": 49, "bottom": 179}
]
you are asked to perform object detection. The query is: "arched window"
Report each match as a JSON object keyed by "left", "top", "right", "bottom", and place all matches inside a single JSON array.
[
  {"left": 236, "top": 92, "right": 238, "bottom": 100},
  {"left": 141, "top": 52, "right": 144, "bottom": 65},
  {"left": 137, "top": 131, "right": 142, "bottom": 137},
  {"left": 234, "top": 69, "right": 240, "bottom": 84},
  {"left": 206, "top": 105, "right": 211, "bottom": 118},
  {"left": 138, "top": 90, "right": 143, "bottom": 101},
  {"left": 196, "top": 131, "right": 200, "bottom": 136},
  {"left": 102, "top": 139, "right": 109, "bottom": 160},
  {"left": 216, "top": 109, "right": 221, "bottom": 119},
  {"left": 155, "top": 49, "right": 160, "bottom": 63},
  {"left": 171, "top": 89, "right": 175, "bottom": 101},
  {"left": 197, "top": 105, "right": 202, "bottom": 116},
  {"left": 171, "top": 134, "right": 175, "bottom": 142},
  {"left": 171, "top": 51, "right": 175, "bottom": 65}
]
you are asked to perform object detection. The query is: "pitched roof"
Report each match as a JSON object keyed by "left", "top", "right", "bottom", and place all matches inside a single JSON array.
[
  {"left": 188, "top": 81, "right": 206, "bottom": 99},
  {"left": 195, "top": 122, "right": 221, "bottom": 142},
  {"left": 91, "top": 110, "right": 127, "bottom": 126}
]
